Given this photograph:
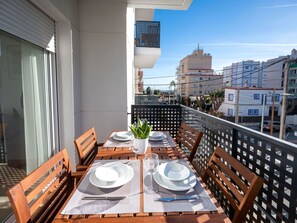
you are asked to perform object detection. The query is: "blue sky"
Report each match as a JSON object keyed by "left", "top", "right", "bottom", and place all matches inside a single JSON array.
[{"left": 143, "top": 0, "right": 297, "bottom": 90}]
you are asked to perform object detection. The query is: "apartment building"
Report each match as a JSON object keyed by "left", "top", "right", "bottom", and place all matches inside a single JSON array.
[
  {"left": 223, "top": 60, "right": 261, "bottom": 87},
  {"left": 176, "top": 48, "right": 223, "bottom": 97},
  {"left": 261, "top": 56, "right": 286, "bottom": 89},
  {"left": 219, "top": 87, "right": 283, "bottom": 117}
]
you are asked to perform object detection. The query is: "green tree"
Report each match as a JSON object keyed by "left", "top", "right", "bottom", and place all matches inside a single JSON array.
[
  {"left": 153, "top": 89, "right": 160, "bottom": 95},
  {"left": 146, "top": 86, "right": 152, "bottom": 95}
]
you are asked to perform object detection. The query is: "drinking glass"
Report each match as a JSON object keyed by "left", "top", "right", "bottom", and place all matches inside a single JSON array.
[
  {"left": 131, "top": 145, "right": 139, "bottom": 160},
  {"left": 144, "top": 153, "right": 159, "bottom": 193}
]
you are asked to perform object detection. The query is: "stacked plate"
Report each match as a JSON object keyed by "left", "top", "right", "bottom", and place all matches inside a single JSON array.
[
  {"left": 89, "top": 162, "right": 134, "bottom": 188},
  {"left": 112, "top": 131, "right": 133, "bottom": 141},
  {"left": 149, "top": 131, "right": 167, "bottom": 141},
  {"left": 153, "top": 161, "right": 196, "bottom": 191}
]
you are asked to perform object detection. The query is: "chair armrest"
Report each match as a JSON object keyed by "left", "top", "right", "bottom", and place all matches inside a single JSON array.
[
  {"left": 76, "top": 164, "right": 89, "bottom": 171},
  {"left": 71, "top": 171, "right": 85, "bottom": 185},
  {"left": 97, "top": 142, "right": 104, "bottom": 147}
]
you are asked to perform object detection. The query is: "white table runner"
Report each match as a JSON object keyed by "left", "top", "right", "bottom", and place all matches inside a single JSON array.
[
  {"left": 61, "top": 160, "right": 140, "bottom": 215},
  {"left": 103, "top": 131, "right": 176, "bottom": 148},
  {"left": 143, "top": 159, "right": 218, "bottom": 213}
]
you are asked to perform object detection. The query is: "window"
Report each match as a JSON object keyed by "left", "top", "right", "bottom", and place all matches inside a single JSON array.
[
  {"left": 200, "top": 77, "right": 203, "bottom": 80},
  {"left": 248, "top": 109, "right": 259, "bottom": 116},
  {"left": 228, "top": 93, "right": 234, "bottom": 101},
  {"left": 227, "top": 108, "right": 233, "bottom": 116},
  {"left": 274, "top": 95, "right": 280, "bottom": 102},
  {"left": 254, "top": 94, "right": 260, "bottom": 100}
]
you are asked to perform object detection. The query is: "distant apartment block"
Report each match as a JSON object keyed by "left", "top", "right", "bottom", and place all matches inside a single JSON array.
[
  {"left": 261, "top": 56, "right": 286, "bottom": 89},
  {"left": 219, "top": 87, "right": 283, "bottom": 117},
  {"left": 287, "top": 49, "right": 297, "bottom": 97},
  {"left": 223, "top": 60, "right": 261, "bottom": 87},
  {"left": 176, "top": 48, "right": 223, "bottom": 97}
]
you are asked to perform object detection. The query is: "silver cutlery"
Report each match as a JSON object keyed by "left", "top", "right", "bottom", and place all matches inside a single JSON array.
[
  {"left": 155, "top": 195, "right": 198, "bottom": 202},
  {"left": 82, "top": 196, "right": 126, "bottom": 200}
]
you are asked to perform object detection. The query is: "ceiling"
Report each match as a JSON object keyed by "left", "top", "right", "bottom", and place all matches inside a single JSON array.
[{"left": 127, "top": 0, "right": 192, "bottom": 10}]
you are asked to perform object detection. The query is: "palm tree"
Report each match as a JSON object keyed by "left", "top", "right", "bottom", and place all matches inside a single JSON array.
[{"left": 169, "top": 80, "right": 175, "bottom": 104}]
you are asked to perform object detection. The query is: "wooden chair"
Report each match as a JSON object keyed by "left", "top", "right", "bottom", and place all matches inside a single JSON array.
[
  {"left": 7, "top": 148, "right": 82, "bottom": 223},
  {"left": 74, "top": 127, "right": 103, "bottom": 171},
  {"left": 176, "top": 122, "right": 203, "bottom": 163},
  {"left": 202, "top": 147, "right": 264, "bottom": 223}
]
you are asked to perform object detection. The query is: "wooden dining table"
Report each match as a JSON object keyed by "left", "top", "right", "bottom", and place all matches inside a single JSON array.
[{"left": 53, "top": 131, "right": 231, "bottom": 223}]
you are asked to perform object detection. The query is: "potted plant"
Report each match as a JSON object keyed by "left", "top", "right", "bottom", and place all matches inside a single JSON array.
[{"left": 129, "top": 117, "right": 152, "bottom": 154}]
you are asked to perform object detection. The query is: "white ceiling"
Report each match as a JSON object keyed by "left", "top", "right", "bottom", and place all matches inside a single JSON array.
[{"left": 127, "top": 0, "right": 192, "bottom": 10}]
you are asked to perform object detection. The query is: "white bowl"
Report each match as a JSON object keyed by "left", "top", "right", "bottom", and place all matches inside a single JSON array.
[
  {"left": 95, "top": 163, "right": 128, "bottom": 182},
  {"left": 158, "top": 162, "right": 190, "bottom": 181},
  {"left": 149, "top": 131, "right": 164, "bottom": 139}
]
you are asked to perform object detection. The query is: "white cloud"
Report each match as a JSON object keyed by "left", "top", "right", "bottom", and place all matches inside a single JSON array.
[
  {"left": 200, "top": 43, "right": 297, "bottom": 47},
  {"left": 260, "top": 4, "right": 297, "bottom": 9}
]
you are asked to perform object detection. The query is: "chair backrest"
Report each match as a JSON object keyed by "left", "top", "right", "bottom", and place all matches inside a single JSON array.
[
  {"left": 74, "top": 127, "right": 99, "bottom": 170},
  {"left": 7, "top": 149, "right": 74, "bottom": 223},
  {"left": 202, "top": 147, "right": 264, "bottom": 223},
  {"left": 176, "top": 123, "right": 203, "bottom": 162}
]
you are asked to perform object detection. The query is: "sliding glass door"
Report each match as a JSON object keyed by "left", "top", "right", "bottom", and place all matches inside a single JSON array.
[{"left": 0, "top": 30, "right": 58, "bottom": 173}]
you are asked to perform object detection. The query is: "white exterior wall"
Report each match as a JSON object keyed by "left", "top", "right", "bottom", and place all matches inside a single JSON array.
[
  {"left": 79, "top": 0, "right": 129, "bottom": 142},
  {"left": 32, "top": 0, "right": 132, "bottom": 168},
  {"left": 219, "top": 88, "right": 283, "bottom": 117}
]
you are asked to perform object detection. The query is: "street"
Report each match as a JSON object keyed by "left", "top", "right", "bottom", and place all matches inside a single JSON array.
[{"left": 243, "top": 123, "right": 297, "bottom": 144}]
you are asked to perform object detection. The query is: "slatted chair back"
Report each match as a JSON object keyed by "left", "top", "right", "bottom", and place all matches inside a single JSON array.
[
  {"left": 7, "top": 149, "right": 74, "bottom": 223},
  {"left": 74, "top": 127, "right": 102, "bottom": 171},
  {"left": 202, "top": 147, "right": 264, "bottom": 223},
  {"left": 176, "top": 123, "right": 203, "bottom": 162}
]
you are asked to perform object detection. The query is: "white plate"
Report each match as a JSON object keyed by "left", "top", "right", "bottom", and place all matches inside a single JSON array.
[
  {"left": 149, "top": 131, "right": 164, "bottom": 138},
  {"left": 95, "top": 163, "right": 128, "bottom": 182},
  {"left": 158, "top": 162, "right": 190, "bottom": 181},
  {"left": 149, "top": 132, "right": 167, "bottom": 141},
  {"left": 113, "top": 132, "right": 132, "bottom": 141},
  {"left": 90, "top": 164, "right": 134, "bottom": 188},
  {"left": 153, "top": 169, "right": 196, "bottom": 191}
]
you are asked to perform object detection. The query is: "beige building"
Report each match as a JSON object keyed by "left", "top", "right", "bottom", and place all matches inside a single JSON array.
[{"left": 176, "top": 49, "right": 223, "bottom": 97}]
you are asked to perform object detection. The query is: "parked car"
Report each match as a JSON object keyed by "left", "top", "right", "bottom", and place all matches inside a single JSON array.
[{"left": 259, "top": 121, "right": 293, "bottom": 132}]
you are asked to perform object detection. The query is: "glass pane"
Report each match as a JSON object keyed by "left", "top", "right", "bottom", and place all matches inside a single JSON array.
[{"left": 0, "top": 30, "right": 56, "bottom": 221}]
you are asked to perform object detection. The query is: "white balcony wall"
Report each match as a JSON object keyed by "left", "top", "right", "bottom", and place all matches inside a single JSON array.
[
  {"left": 79, "top": 0, "right": 128, "bottom": 141},
  {"left": 127, "top": 7, "right": 135, "bottom": 126}
]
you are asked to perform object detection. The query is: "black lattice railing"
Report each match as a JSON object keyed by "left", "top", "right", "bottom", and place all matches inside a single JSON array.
[
  {"left": 181, "top": 105, "right": 297, "bottom": 223},
  {"left": 131, "top": 105, "right": 181, "bottom": 138},
  {"left": 131, "top": 104, "right": 297, "bottom": 222},
  {"left": 135, "top": 21, "right": 160, "bottom": 48}
]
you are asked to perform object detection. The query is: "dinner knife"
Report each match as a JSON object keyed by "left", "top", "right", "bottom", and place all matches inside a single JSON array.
[
  {"left": 155, "top": 195, "right": 198, "bottom": 202},
  {"left": 82, "top": 196, "right": 126, "bottom": 200}
]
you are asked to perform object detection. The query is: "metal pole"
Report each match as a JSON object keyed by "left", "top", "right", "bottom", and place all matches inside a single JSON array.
[
  {"left": 235, "top": 89, "right": 239, "bottom": 124},
  {"left": 279, "top": 58, "right": 290, "bottom": 139},
  {"left": 270, "top": 88, "right": 276, "bottom": 135},
  {"left": 260, "top": 94, "right": 266, "bottom": 133}
]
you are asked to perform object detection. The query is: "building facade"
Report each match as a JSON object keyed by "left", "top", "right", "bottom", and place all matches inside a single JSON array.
[
  {"left": 219, "top": 87, "right": 283, "bottom": 117},
  {"left": 223, "top": 60, "right": 261, "bottom": 88},
  {"left": 176, "top": 48, "right": 223, "bottom": 97}
]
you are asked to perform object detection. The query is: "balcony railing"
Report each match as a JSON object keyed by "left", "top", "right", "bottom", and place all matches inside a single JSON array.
[
  {"left": 135, "top": 21, "right": 160, "bottom": 48},
  {"left": 131, "top": 104, "right": 297, "bottom": 223}
]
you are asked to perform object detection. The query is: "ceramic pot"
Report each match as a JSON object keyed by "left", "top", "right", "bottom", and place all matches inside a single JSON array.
[{"left": 133, "top": 138, "right": 148, "bottom": 154}]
